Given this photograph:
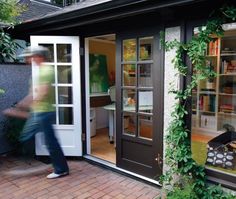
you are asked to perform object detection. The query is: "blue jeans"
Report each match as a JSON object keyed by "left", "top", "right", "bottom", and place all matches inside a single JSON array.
[{"left": 20, "top": 112, "right": 69, "bottom": 174}]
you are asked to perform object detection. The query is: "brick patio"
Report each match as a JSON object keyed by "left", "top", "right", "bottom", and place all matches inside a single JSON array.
[{"left": 0, "top": 155, "right": 161, "bottom": 199}]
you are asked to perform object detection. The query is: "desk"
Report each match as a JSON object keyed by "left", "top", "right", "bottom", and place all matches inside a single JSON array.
[{"left": 103, "top": 103, "right": 153, "bottom": 143}]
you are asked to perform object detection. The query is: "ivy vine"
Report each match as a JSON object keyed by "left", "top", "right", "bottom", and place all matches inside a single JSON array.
[{"left": 160, "top": 5, "right": 236, "bottom": 199}]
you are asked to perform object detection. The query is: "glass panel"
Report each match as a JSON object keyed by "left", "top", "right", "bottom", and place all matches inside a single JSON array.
[
  {"left": 138, "top": 91, "right": 153, "bottom": 114},
  {"left": 59, "top": 107, "right": 73, "bottom": 124},
  {"left": 123, "top": 39, "right": 136, "bottom": 62},
  {"left": 123, "top": 89, "right": 136, "bottom": 113},
  {"left": 46, "top": 65, "right": 55, "bottom": 84},
  {"left": 139, "top": 37, "right": 153, "bottom": 61},
  {"left": 123, "top": 64, "right": 136, "bottom": 86},
  {"left": 57, "top": 44, "right": 72, "bottom": 63},
  {"left": 58, "top": 87, "right": 73, "bottom": 104},
  {"left": 191, "top": 31, "right": 236, "bottom": 176},
  {"left": 123, "top": 113, "right": 135, "bottom": 136},
  {"left": 38, "top": 43, "right": 54, "bottom": 62},
  {"left": 58, "top": 65, "right": 72, "bottom": 84},
  {"left": 138, "top": 115, "right": 153, "bottom": 140},
  {"left": 52, "top": 86, "right": 56, "bottom": 105},
  {"left": 138, "top": 64, "right": 152, "bottom": 87}
]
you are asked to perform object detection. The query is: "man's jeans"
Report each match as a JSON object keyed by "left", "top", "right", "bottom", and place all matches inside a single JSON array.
[{"left": 20, "top": 112, "right": 69, "bottom": 174}]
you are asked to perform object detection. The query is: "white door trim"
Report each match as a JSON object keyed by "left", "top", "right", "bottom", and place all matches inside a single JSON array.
[{"left": 85, "top": 38, "right": 91, "bottom": 154}]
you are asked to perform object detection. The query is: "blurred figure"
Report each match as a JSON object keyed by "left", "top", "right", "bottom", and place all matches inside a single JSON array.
[{"left": 4, "top": 46, "right": 69, "bottom": 179}]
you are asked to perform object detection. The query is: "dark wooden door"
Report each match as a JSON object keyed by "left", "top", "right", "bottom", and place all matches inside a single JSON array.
[{"left": 116, "top": 30, "right": 164, "bottom": 179}]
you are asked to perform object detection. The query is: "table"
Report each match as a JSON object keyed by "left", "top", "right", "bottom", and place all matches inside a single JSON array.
[{"left": 103, "top": 103, "right": 153, "bottom": 144}]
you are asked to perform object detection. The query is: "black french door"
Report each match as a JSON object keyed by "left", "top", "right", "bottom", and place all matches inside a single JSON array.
[{"left": 116, "top": 29, "right": 164, "bottom": 178}]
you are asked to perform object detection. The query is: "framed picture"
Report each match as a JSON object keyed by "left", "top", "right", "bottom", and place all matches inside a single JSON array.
[{"left": 89, "top": 54, "right": 109, "bottom": 95}]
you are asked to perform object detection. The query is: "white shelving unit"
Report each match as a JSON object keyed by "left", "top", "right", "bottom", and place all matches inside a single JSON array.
[{"left": 192, "top": 31, "right": 236, "bottom": 135}]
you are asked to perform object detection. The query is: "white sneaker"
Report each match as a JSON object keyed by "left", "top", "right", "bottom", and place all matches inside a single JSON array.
[{"left": 46, "top": 172, "right": 69, "bottom": 179}]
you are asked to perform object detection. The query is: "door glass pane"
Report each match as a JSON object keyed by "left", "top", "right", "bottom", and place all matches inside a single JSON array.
[
  {"left": 57, "top": 44, "right": 72, "bottom": 63},
  {"left": 138, "top": 91, "right": 153, "bottom": 114},
  {"left": 123, "top": 89, "right": 136, "bottom": 112},
  {"left": 139, "top": 37, "right": 153, "bottom": 61},
  {"left": 123, "top": 64, "right": 136, "bottom": 86},
  {"left": 58, "top": 87, "right": 73, "bottom": 104},
  {"left": 52, "top": 86, "right": 56, "bottom": 105},
  {"left": 38, "top": 43, "right": 54, "bottom": 62},
  {"left": 59, "top": 107, "right": 73, "bottom": 124},
  {"left": 123, "top": 113, "right": 135, "bottom": 136},
  {"left": 58, "top": 65, "right": 72, "bottom": 83},
  {"left": 123, "top": 39, "right": 136, "bottom": 61},
  {"left": 138, "top": 115, "right": 153, "bottom": 140},
  {"left": 138, "top": 64, "right": 152, "bottom": 87}
]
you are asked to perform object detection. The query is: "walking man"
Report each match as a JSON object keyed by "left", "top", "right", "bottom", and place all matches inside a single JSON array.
[{"left": 11, "top": 46, "right": 69, "bottom": 179}]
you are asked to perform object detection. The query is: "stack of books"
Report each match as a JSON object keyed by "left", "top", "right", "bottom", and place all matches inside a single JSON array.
[
  {"left": 219, "top": 104, "right": 234, "bottom": 113},
  {"left": 208, "top": 40, "right": 219, "bottom": 55}
]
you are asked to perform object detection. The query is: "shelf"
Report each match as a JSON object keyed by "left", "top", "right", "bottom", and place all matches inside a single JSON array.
[
  {"left": 219, "top": 93, "right": 236, "bottom": 96},
  {"left": 218, "top": 112, "right": 236, "bottom": 117},
  {"left": 221, "top": 53, "right": 236, "bottom": 56},
  {"left": 199, "top": 110, "right": 215, "bottom": 114},
  {"left": 199, "top": 91, "right": 216, "bottom": 95},
  {"left": 219, "top": 73, "right": 236, "bottom": 76},
  {"left": 206, "top": 55, "right": 218, "bottom": 57}
]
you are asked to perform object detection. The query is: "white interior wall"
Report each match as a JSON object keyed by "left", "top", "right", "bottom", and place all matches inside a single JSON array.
[{"left": 95, "top": 107, "right": 109, "bottom": 129}]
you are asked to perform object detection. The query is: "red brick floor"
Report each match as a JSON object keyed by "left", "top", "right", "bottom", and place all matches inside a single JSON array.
[{"left": 0, "top": 155, "right": 161, "bottom": 199}]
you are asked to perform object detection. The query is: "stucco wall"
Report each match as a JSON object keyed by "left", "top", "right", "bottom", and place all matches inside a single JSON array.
[
  {"left": 0, "top": 64, "right": 31, "bottom": 154},
  {"left": 163, "top": 27, "right": 181, "bottom": 172}
]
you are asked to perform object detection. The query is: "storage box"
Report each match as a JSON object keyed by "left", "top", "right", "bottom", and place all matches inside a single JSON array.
[{"left": 201, "top": 115, "right": 216, "bottom": 129}]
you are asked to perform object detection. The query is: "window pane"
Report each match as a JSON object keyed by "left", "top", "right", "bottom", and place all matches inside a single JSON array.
[
  {"left": 57, "top": 44, "right": 71, "bottom": 63},
  {"left": 139, "top": 37, "right": 153, "bottom": 61},
  {"left": 122, "top": 89, "right": 136, "bottom": 113},
  {"left": 59, "top": 107, "right": 73, "bottom": 124},
  {"left": 138, "top": 91, "right": 153, "bottom": 114},
  {"left": 138, "top": 64, "right": 152, "bottom": 87},
  {"left": 191, "top": 32, "right": 236, "bottom": 176},
  {"left": 123, "top": 64, "right": 136, "bottom": 86},
  {"left": 58, "top": 65, "right": 72, "bottom": 83},
  {"left": 138, "top": 115, "right": 152, "bottom": 140},
  {"left": 52, "top": 86, "right": 56, "bottom": 105},
  {"left": 38, "top": 43, "right": 54, "bottom": 62},
  {"left": 58, "top": 87, "right": 73, "bottom": 104},
  {"left": 123, "top": 39, "right": 136, "bottom": 61},
  {"left": 123, "top": 113, "right": 135, "bottom": 136}
]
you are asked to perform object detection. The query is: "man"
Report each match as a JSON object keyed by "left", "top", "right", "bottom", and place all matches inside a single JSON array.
[{"left": 5, "top": 46, "right": 69, "bottom": 179}]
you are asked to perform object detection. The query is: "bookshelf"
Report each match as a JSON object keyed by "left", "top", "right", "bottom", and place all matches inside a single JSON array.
[{"left": 192, "top": 31, "right": 236, "bottom": 135}]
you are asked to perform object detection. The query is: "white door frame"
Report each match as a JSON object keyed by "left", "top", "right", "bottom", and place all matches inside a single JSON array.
[
  {"left": 31, "top": 36, "right": 82, "bottom": 156},
  {"left": 85, "top": 38, "right": 92, "bottom": 154}
]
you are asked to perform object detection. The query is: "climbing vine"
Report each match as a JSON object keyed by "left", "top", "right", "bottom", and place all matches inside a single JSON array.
[{"left": 161, "top": 5, "right": 236, "bottom": 199}]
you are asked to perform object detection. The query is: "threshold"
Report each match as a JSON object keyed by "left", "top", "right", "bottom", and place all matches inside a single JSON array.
[{"left": 83, "top": 155, "right": 162, "bottom": 188}]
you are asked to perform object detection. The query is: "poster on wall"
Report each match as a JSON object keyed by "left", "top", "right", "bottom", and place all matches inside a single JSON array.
[{"left": 89, "top": 53, "right": 109, "bottom": 95}]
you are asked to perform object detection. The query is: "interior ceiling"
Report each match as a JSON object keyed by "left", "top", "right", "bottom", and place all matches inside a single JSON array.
[{"left": 92, "top": 34, "right": 115, "bottom": 42}]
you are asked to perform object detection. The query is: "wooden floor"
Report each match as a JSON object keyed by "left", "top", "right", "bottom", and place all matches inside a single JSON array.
[
  {"left": 91, "top": 128, "right": 116, "bottom": 163},
  {"left": 191, "top": 133, "right": 213, "bottom": 143},
  {"left": 90, "top": 129, "right": 211, "bottom": 164}
]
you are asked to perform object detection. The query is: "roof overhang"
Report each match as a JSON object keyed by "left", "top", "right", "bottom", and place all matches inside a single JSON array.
[{"left": 9, "top": 0, "right": 233, "bottom": 39}]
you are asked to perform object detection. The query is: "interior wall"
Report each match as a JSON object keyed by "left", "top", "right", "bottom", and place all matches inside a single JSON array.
[{"left": 89, "top": 39, "right": 116, "bottom": 85}]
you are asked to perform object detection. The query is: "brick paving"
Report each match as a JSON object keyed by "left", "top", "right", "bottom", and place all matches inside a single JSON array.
[{"left": 0, "top": 155, "right": 161, "bottom": 199}]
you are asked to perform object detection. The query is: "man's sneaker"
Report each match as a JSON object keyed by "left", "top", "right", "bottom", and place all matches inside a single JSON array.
[{"left": 46, "top": 172, "right": 69, "bottom": 179}]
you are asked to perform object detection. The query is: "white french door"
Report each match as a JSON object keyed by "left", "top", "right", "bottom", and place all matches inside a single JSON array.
[{"left": 31, "top": 36, "right": 82, "bottom": 156}]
